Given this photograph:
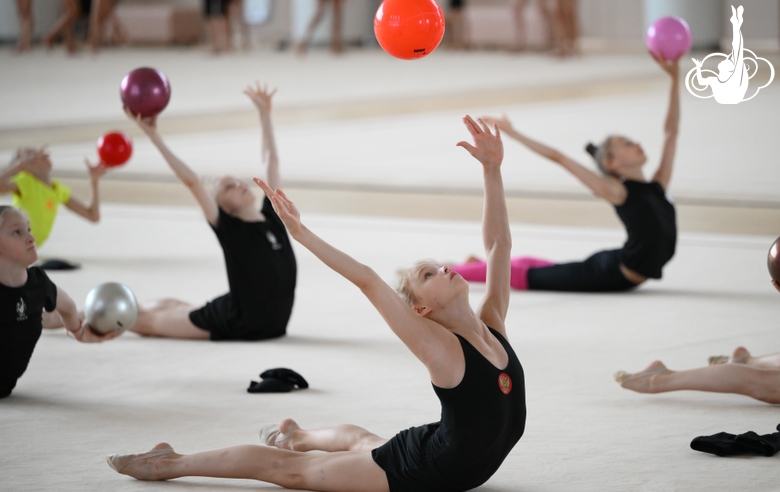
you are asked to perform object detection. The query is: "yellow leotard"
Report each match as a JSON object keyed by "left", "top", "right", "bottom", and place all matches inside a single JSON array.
[{"left": 11, "top": 172, "right": 71, "bottom": 247}]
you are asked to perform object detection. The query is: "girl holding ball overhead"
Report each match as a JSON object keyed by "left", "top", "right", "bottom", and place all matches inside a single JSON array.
[
  {"left": 452, "top": 52, "right": 681, "bottom": 292},
  {"left": 107, "top": 116, "right": 526, "bottom": 492},
  {"left": 124, "top": 83, "right": 297, "bottom": 341}
]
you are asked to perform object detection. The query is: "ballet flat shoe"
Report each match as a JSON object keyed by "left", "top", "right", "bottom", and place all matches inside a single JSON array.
[
  {"left": 107, "top": 446, "right": 173, "bottom": 473},
  {"left": 259, "top": 422, "right": 299, "bottom": 446}
]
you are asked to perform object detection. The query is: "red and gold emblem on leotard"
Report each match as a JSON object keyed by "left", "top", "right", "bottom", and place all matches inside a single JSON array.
[{"left": 498, "top": 372, "right": 512, "bottom": 395}]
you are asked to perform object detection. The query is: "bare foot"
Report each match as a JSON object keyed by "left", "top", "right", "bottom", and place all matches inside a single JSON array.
[
  {"left": 107, "top": 442, "right": 178, "bottom": 480},
  {"left": 730, "top": 346, "right": 750, "bottom": 364},
  {"left": 614, "top": 361, "right": 670, "bottom": 393},
  {"left": 465, "top": 255, "right": 481, "bottom": 264}
]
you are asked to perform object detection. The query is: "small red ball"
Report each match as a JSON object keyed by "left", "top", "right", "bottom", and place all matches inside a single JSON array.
[
  {"left": 374, "top": 0, "right": 445, "bottom": 60},
  {"left": 97, "top": 131, "right": 133, "bottom": 167}
]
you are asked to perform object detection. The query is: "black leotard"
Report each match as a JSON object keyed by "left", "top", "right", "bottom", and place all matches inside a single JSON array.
[
  {"left": 189, "top": 197, "right": 297, "bottom": 341},
  {"left": 0, "top": 267, "right": 57, "bottom": 398},
  {"left": 615, "top": 180, "right": 676, "bottom": 279},
  {"left": 526, "top": 179, "right": 676, "bottom": 291},
  {"left": 372, "top": 328, "right": 526, "bottom": 492}
]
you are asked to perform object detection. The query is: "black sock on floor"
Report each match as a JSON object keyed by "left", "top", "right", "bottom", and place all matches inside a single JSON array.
[
  {"left": 690, "top": 432, "right": 747, "bottom": 457},
  {"left": 736, "top": 430, "right": 780, "bottom": 457}
]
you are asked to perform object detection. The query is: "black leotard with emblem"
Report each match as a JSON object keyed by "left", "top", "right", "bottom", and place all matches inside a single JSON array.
[{"left": 372, "top": 328, "right": 526, "bottom": 492}]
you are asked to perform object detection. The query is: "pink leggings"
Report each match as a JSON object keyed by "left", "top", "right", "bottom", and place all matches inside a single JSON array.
[{"left": 451, "top": 257, "right": 555, "bottom": 290}]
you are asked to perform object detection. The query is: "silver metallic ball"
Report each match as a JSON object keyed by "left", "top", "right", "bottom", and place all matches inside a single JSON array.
[{"left": 84, "top": 282, "right": 138, "bottom": 334}]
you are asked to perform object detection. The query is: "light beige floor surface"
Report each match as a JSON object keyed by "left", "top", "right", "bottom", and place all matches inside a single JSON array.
[
  {"left": 1, "top": 44, "right": 780, "bottom": 491},
  {"left": 2, "top": 205, "right": 780, "bottom": 492}
]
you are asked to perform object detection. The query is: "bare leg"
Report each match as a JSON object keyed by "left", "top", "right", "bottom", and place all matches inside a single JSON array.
[
  {"left": 512, "top": 0, "right": 526, "bottom": 52},
  {"left": 446, "top": 9, "right": 465, "bottom": 49},
  {"left": 227, "top": 0, "right": 250, "bottom": 50},
  {"left": 330, "top": 0, "right": 342, "bottom": 54},
  {"left": 270, "top": 418, "right": 388, "bottom": 453},
  {"left": 88, "top": 0, "right": 114, "bottom": 51},
  {"left": 44, "top": 0, "right": 81, "bottom": 53},
  {"left": 616, "top": 360, "right": 780, "bottom": 404},
  {"left": 15, "top": 0, "right": 33, "bottom": 53},
  {"left": 559, "top": 0, "right": 578, "bottom": 56},
  {"left": 131, "top": 298, "right": 210, "bottom": 339},
  {"left": 296, "top": 0, "right": 328, "bottom": 54},
  {"left": 110, "top": 442, "right": 390, "bottom": 492}
]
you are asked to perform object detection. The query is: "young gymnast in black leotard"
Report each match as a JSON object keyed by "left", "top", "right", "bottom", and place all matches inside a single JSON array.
[
  {"left": 106, "top": 116, "right": 526, "bottom": 492},
  {"left": 452, "top": 53, "right": 680, "bottom": 292},
  {"left": 126, "top": 83, "right": 296, "bottom": 341}
]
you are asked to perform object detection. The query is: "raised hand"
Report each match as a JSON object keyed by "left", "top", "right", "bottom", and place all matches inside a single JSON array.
[
  {"left": 125, "top": 106, "right": 158, "bottom": 137},
  {"left": 85, "top": 158, "right": 108, "bottom": 181},
  {"left": 481, "top": 114, "right": 513, "bottom": 133},
  {"left": 456, "top": 115, "right": 503, "bottom": 169},
  {"left": 244, "top": 82, "right": 276, "bottom": 114},
  {"left": 253, "top": 178, "right": 302, "bottom": 236},
  {"left": 650, "top": 50, "right": 680, "bottom": 78}
]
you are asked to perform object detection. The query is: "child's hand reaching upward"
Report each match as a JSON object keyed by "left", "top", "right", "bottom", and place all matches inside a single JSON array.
[
  {"left": 244, "top": 82, "right": 276, "bottom": 114},
  {"left": 457, "top": 116, "right": 504, "bottom": 170}
]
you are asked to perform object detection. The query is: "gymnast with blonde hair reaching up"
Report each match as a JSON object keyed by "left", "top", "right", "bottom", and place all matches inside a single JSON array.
[{"left": 106, "top": 116, "right": 526, "bottom": 492}]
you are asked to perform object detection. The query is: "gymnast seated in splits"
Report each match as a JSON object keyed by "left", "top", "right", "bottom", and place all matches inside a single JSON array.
[
  {"left": 452, "top": 52, "right": 681, "bottom": 292},
  {"left": 126, "top": 83, "right": 297, "bottom": 341},
  {"left": 106, "top": 116, "right": 526, "bottom": 492}
]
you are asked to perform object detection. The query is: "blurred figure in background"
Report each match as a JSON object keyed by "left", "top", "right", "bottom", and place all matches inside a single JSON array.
[
  {"left": 446, "top": 0, "right": 467, "bottom": 49},
  {"left": 43, "top": 0, "right": 82, "bottom": 53},
  {"left": 296, "top": 0, "right": 343, "bottom": 55},
  {"left": 547, "top": 0, "right": 579, "bottom": 57},
  {"left": 88, "top": 0, "right": 126, "bottom": 52},
  {"left": 14, "top": 0, "right": 33, "bottom": 53}
]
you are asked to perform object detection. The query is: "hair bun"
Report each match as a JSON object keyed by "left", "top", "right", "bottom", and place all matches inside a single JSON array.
[{"left": 585, "top": 143, "right": 598, "bottom": 158}]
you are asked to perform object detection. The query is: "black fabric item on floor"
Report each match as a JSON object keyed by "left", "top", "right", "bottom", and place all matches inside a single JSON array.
[
  {"left": 691, "top": 425, "right": 780, "bottom": 457},
  {"left": 247, "top": 367, "right": 309, "bottom": 393},
  {"left": 690, "top": 432, "right": 746, "bottom": 457},
  {"left": 735, "top": 431, "right": 780, "bottom": 457},
  {"left": 259, "top": 368, "right": 309, "bottom": 389},
  {"left": 247, "top": 377, "right": 295, "bottom": 393}
]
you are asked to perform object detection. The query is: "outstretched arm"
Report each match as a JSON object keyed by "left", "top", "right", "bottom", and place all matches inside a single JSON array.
[
  {"left": 482, "top": 115, "right": 625, "bottom": 204},
  {"left": 253, "top": 178, "right": 455, "bottom": 384},
  {"left": 650, "top": 53, "right": 680, "bottom": 190},
  {"left": 456, "top": 116, "right": 510, "bottom": 337},
  {"left": 63, "top": 159, "right": 107, "bottom": 222},
  {"left": 127, "top": 111, "right": 219, "bottom": 225},
  {"left": 244, "top": 82, "right": 281, "bottom": 192}
]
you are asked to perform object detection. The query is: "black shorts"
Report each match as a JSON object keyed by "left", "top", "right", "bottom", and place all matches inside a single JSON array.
[
  {"left": 188, "top": 293, "right": 286, "bottom": 341},
  {"left": 527, "top": 249, "right": 639, "bottom": 292},
  {"left": 372, "top": 423, "right": 462, "bottom": 492}
]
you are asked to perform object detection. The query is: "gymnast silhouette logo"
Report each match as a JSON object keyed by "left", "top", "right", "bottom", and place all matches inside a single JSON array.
[
  {"left": 266, "top": 231, "right": 282, "bottom": 250},
  {"left": 685, "top": 5, "right": 775, "bottom": 104},
  {"left": 16, "top": 298, "right": 27, "bottom": 321},
  {"left": 498, "top": 373, "right": 513, "bottom": 395}
]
